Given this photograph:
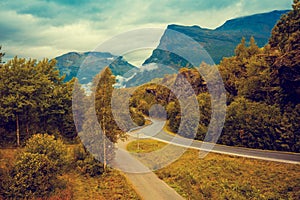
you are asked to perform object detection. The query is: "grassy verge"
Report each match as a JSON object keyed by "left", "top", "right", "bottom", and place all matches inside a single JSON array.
[
  {"left": 0, "top": 148, "right": 141, "bottom": 200},
  {"left": 62, "top": 170, "right": 140, "bottom": 200},
  {"left": 127, "top": 140, "right": 300, "bottom": 200},
  {"left": 0, "top": 148, "right": 19, "bottom": 169},
  {"left": 127, "top": 139, "right": 167, "bottom": 153}
]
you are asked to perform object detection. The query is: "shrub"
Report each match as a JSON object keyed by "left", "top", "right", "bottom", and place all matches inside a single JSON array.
[
  {"left": 74, "top": 144, "right": 104, "bottom": 177},
  {"left": 25, "top": 133, "right": 69, "bottom": 171},
  {"left": 3, "top": 153, "right": 58, "bottom": 198}
]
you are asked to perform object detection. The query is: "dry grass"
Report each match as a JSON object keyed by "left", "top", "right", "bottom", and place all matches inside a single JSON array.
[
  {"left": 0, "top": 148, "right": 141, "bottom": 200},
  {"left": 62, "top": 170, "right": 141, "bottom": 200},
  {"left": 0, "top": 148, "right": 20, "bottom": 170},
  {"left": 127, "top": 139, "right": 300, "bottom": 200},
  {"left": 127, "top": 139, "right": 167, "bottom": 153}
]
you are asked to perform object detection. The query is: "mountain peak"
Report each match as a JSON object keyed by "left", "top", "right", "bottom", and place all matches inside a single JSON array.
[{"left": 216, "top": 10, "right": 290, "bottom": 32}]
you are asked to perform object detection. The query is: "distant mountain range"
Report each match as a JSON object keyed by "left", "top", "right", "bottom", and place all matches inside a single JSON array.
[
  {"left": 55, "top": 10, "right": 289, "bottom": 87},
  {"left": 55, "top": 51, "right": 137, "bottom": 84}
]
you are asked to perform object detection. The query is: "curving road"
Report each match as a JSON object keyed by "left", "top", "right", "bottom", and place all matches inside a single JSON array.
[
  {"left": 128, "top": 119, "right": 300, "bottom": 164},
  {"left": 113, "top": 119, "right": 299, "bottom": 200}
]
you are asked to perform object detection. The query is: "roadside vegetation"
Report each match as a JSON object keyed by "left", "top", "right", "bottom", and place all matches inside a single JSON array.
[
  {"left": 127, "top": 139, "right": 300, "bottom": 199},
  {"left": 0, "top": 134, "right": 140, "bottom": 200}
]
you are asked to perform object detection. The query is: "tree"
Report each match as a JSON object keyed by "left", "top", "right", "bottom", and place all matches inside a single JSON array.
[
  {"left": 269, "top": 0, "right": 300, "bottom": 104},
  {"left": 277, "top": 104, "right": 300, "bottom": 152},
  {"left": 218, "top": 37, "right": 280, "bottom": 104},
  {"left": 166, "top": 101, "right": 180, "bottom": 133},
  {"left": 220, "top": 97, "right": 282, "bottom": 150},
  {"left": 0, "top": 46, "right": 4, "bottom": 63},
  {"left": 237, "top": 47, "right": 280, "bottom": 104},
  {"left": 0, "top": 57, "right": 39, "bottom": 146},
  {"left": 0, "top": 56, "right": 77, "bottom": 146},
  {"left": 235, "top": 37, "right": 248, "bottom": 61},
  {"left": 196, "top": 92, "right": 212, "bottom": 140},
  {"left": 72, "top": 78, "right": 87, "bottom": 133},
  {"left": 80, "top": 67, "right": 126, "bottom": 171},
  {"left": 219, "top": 38, "right": 250, "bottom": 100},
  {"left": 269, "top": 0, "right": 300, "bottom": 52}
]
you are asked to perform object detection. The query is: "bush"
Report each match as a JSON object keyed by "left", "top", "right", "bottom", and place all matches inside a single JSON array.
[
  {"left": 3, "top": 153, "right": 58, "bottom": 199},
  {"left": 2, "top": 134, "right": 70, "bottom": 199},
  {"left": 25, "top": 133, "right": 69, "bottom": 170},
  {"left": 74, "top": 144, "right": 104, "bottom": 177}
]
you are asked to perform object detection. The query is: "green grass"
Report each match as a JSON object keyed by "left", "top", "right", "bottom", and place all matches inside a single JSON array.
[
  {"left": 127, "top": 139, "right": 167, "bottom": 153},
  {"left": 127, "top": 140, "right": 300, "bottom": 200}
]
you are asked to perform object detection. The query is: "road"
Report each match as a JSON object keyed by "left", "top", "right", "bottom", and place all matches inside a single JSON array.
[
  {"left": 128, "top": 119, "right": 300, "bottom": 164},
  {"left": 111, "top": 136, "right": 184, "bottom": 200},
  {"left": 112, "top": 119, "right": 299, "bottom": 200}
]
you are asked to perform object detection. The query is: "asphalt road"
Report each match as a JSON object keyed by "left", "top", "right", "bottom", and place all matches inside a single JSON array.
[
  {"left": 112, "top": 119, "right": 299, "bottom": 200},
  {"left": 129, "top": 119, "right": 300, "bottom": 164}
]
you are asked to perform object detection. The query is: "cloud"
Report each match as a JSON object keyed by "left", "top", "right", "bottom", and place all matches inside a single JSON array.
[{"left": 0, "top": 0, "right": 293, "bottom": 61}]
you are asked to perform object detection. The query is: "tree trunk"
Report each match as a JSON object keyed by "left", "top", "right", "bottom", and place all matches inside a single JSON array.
[
  {"left": 103, "top": 125, "right": 107, "bottom": 172},
  {"left": 16, "top": 114, "right": 20, "bottom": 147},
  {"left": 26, "top": 122, "right": 29, "bottom": 136}
]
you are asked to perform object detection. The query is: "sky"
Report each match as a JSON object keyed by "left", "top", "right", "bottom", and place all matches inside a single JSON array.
[{"left": 0, "top": 0, "right": 292, "bottom": 62}]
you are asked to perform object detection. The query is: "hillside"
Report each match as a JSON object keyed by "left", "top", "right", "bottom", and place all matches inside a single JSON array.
[
  {"left": 144, "top": 10, "right": 289, "bottom": 65},
  {"left": 55, "top": 52, "right": 137, "bottom": 84}
]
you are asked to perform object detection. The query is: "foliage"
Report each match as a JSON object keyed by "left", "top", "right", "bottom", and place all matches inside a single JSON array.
[
  {"left": 73, "top": 144, "right": 104, "bottom": 177},
  {"left": 166, "top": 101, "right": 180, "bottom": 133},
  {"left": 269, "top": 0, "right": 300, "bottom": 105},
  {"left": 0, "top": 146, "right": 140, "bottom": 200},
  {"left": 3, "top": 152, "right": 58, "bottom": 198},
  {"left": 218, "top": 37, "right": 279, "bottom": 104},
  {"left": 0, "top": 57, "right": 78, "bottom": 146},
  {"left": 220, "top": 98, "right": 284, "bottom": 150},
  {"left": 0, "top": 46, "right": 4, "bottom": 63},
  {"left": 94, "top": 67, "right": 126, "bottom": 143},
  {"left": 269, "top": 0, "right": 300, "bottom": 52},
  {"left": 277, "top": 104, "right": 300, "bottom": 152},
  {"left": 195, "top": 92, "right": 212, "bottom": 140},
  {"left": 80, "top": 67, "right": 126, "bottom": 170},
  {"left": 25, "top": 133, "right": 69, "bottom": 170},
  {"left": 1, "top": 134, "right": 70, "bottom": 198}
]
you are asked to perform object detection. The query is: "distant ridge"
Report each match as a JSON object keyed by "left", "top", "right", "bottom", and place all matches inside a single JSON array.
[
  {"left": 144, "top": 10, "right": 289, "bottom": 65},
  {"left": 55, "top": 51, "right": 137, "bottom": 84}
]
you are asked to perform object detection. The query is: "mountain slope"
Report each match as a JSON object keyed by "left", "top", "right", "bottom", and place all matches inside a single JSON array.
[
  {"left": 55, "top": 52, "right": 138, "bottom": 84},
  {"left": 144, "top": 10, "right": 289, "bottom": 65}
]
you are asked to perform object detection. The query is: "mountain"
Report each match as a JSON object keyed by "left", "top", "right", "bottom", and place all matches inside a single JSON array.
[
  {"left": 55, "top": 52, "right": 137, "bottom": 84},
  {"left": 55, "top": 10, "right": 289, "bottom": 88},
  {"left": 144, "top": 10, "right": 289, "bottom": 65},
  {"left": 120, "top": 63, "right": 178, "bottom": 88}
]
